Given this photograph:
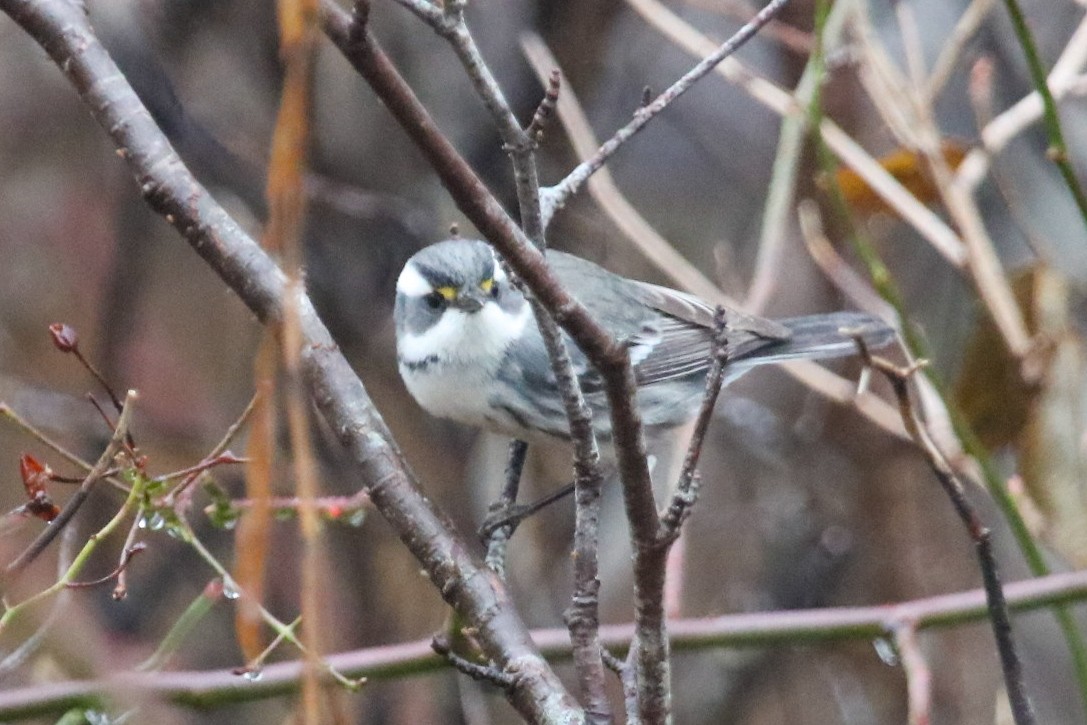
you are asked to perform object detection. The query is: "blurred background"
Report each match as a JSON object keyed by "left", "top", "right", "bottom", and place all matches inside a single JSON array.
[{"left": 1, "top": 0, "right": 1087, "bottom": 722}]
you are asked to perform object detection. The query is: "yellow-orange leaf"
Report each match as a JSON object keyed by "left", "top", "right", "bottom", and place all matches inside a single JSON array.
[
  {"left": 836, "top": 141, "right": 968, "bottom": 216},
  {"left": 233, "top": 334, "right": 277, "bottom": 664}
]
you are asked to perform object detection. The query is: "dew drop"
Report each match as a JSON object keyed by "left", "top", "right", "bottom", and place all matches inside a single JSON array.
[
  {"left": 222, "top": 581, "right": 241, "bottom": 600},
  {"left": 348, "top": 509, "right": 367, "bottom": 527},
  {"left": 242, "top": 668, "right": 264, "bottom": 682},
  {"left": 873, "top": 637, "right": 899, "bottom": 666}
]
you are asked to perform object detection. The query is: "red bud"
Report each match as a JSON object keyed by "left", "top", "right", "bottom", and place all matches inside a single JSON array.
[{"left": 48, "top": 323, "right": 79, "bottom": 352}]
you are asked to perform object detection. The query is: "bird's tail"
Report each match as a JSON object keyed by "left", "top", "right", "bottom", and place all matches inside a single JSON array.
[{"left": 732, "top": 311, "right": 896, "bottom": 370}]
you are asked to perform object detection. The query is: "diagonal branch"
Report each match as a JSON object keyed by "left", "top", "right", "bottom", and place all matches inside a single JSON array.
[{"left": 0, "top": 1, "right": 581, "bottom": 721}]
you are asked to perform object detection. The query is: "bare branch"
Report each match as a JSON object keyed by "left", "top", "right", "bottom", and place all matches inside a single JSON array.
[
  {"left": 854, "top": 343, "right": 1036, "bottom": 725},
  {"left": 1, "top": 567, "right": 1087, "bottom": 718},
  {"left": 542, "top": 0, "right": 792, "bottom": 222},
  {"left": 0, "top": 2, "right": 580, "bottom": 720}
]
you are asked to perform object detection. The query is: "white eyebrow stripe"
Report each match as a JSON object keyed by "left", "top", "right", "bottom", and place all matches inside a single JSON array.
[
  {"left": 492, "top": 254, "right": 507, "bottom": 282},
  {"left": 396, "top": 263, "right": 433, "bottom": 297}
]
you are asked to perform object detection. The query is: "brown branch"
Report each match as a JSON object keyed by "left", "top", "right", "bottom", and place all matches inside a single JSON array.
[
  {"left": 854, "top": 343, "right": 1036, "bottom": 725},
  {"left": 482, "top": 439, "right": 529, "bottom": 576},
  {"left": 324, "top": 3, "right": 671, "bottom": 718},
  {"left": 0, "top": 2, "right": 580, "bottom": 721},
  {"left": 2, "top": 567, "right": 1086, "bottom": 719}
]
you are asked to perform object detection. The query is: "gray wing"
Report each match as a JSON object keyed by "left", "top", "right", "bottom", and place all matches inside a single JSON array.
[{"left": 545, "top": 251, "right": 792, "bottom": 387}]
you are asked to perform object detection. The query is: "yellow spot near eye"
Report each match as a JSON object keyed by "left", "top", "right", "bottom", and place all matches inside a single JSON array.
[
  {"left": 436, "top": 286, "right": 457, "bottom": 301},
  {"left": 479, "top": 278, "right": 494, "bottom": 294}
]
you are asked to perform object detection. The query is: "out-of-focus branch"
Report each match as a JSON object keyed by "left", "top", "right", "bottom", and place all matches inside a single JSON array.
[
  {"left": 851, "top": 2, "right": 1034, "bottom": 363},
  {"left": 997, "top": 0, "right": 1087, "bottom": 226},
  {"left": 959, "top": 13, "right": 1087, "bottom": 192},
  {"left": 743, "top": 0, "right": 854, "bottom": 315},
  {"left": 541, "top": 0, "right": 792, "bottom": 225},
  {"left": 0, "top": 2, "right": 581, "bottom": 721},
  {"left": 268, "top": 0, "right": 328, "bottom": 717},
  {"left": 626, "top": 0, "right": 968, "bottom": 267},
  {"left": 893, "top": 622, "right": 932, "bottom": 725},
  {"left": 924, "top": 0, "right": 995, "bottom": 102},
  {"left": 2, "top": 568, "right": 1087, "bottom": 719}
]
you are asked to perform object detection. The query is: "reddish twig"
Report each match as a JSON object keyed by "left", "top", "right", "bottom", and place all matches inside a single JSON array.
[
  {"left": 5, "top": 391, "right": 138, "bottom": 580},
  {"left": 66, "top": 543, "right": 147, "bottom": 590}
]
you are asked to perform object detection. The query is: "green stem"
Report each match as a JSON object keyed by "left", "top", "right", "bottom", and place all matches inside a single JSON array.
[
  {"left": 137, "top": 579, "right": 225, "bottom": 672},
  {"left": 999, "top": 0, "right": 1087, "bottom": 229},
  {"left": 178, "top": 519, "right": 362, "bottom": 690},
  {"left": 1, "top": 470, "right": 143, "bottom": 633},
  {"left": 808, "top": 0, "right": 1087, "bottom": 711}
]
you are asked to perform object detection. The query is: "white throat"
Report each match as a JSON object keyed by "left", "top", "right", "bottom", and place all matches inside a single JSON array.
[{"left": 398, "top": 303, "right": 531, "bottom": 425}]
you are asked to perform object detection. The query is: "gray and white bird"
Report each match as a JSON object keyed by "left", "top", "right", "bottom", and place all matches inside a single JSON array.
[{"left": 394, "top": 238, "right": 895, "bottom": 444}]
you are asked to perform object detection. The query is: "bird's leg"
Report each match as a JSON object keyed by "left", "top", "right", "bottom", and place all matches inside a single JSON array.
[{"left": 478, "top": 481, "right": 575, "bottom": 541}]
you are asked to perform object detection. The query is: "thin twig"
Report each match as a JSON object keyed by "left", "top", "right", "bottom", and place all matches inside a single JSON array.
[
  {"left": 924, "top": 0, "right": 996, "bottom": 103},
  {"left": 542, "top": 0, "right": 792, "bottom": 223},
  {"left": 432, "top": 636, "right": 515, "bottom": 690},
  {"left": 797, "top": 199, "right": 897, "bottom": 321},
  {"left": 520, "top": 32, "right": 724, "bottom": 302},
  {"left": 627, "top": 0, "right": 967, "bottom": 267},
  {"left": 959, "top": 13, "right": 1087, "bottom": 192},
  {"left": 660, "top": 308, "right": 729, "bottom": 541},
  {"left": 111, "top": 513, "right": 143, "bottom": 600},
  {"left": 0, "top": 403, "right": 128, "bottom": 493},
  {"left": 743, "top": 0, "right": 855, "bottom": 314},
  {"left": 65, "top": 542, "right": 146, "bottom": 590},
  {"left": 854, "top": 343, "right": 1035, "bottom": 725},
  {"left": 5, "top": 391, "right": 138, "bottom": 580},
  {"left": 482, "top": 440, "right": 529, "bottom": 576}
]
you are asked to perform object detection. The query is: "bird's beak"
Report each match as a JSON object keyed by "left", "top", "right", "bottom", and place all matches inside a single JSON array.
[{"left": 454, "top": 291, "right": 485, "bottom": 313}]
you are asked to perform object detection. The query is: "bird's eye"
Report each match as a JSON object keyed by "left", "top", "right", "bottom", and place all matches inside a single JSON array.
[
  {"left": 480, "top": 278, "right": 498, "bottom": 298},
  {"left": 424, "top": 291, "right": 445, "bottom": 310}
]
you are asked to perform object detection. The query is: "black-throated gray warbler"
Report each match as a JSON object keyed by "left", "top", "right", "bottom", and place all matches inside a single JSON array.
[{"left": 394, "top": 238, "right": 894, "bottom": 443}]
